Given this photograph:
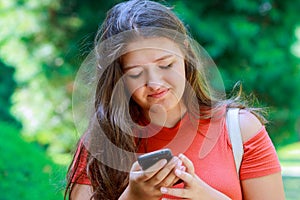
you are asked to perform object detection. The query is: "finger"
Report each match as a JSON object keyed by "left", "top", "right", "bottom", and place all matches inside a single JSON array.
[
  {"left": 178, "top": 153, "right": 195, "bottom": 174},
  {"left": 143, "top": 159, "right": 168, "bottom": 181},
  {"left": 144, "top": 158, "right": 168, "bottom": 174},
  {"left": 161, "top": 198, "right": 181, "bottom": 200},
  {"left": 174, "top": 169, "right": 194, "bottom": 186},
  {"left": 160, "top": 187, "right": 190, "bottom": 199},
  {"left": 170, "top": 176, "right": 181, "bottom": 186},
  {"left": 131, "top": 159, "right": 167, "bottom": 182},
  {"left": 131, "top": 161, "right": 142, "bottom": 171},
  {"left": 159, "top": 162, "right": 184, "bottom": 187},
  {"left": 160, "top": 171, "right": 179, "bottom": 188},
  {"left": 170, "top": 165, "right": 186, "bottom": 186},
  {"left": 147, "top": 156, "right": 181, "bottom": 185},
  {"left": 161, "top": 157, "right": 184, "bottom": 187},
  {"left": 129, "top": 161, "right": 144, "bottom": 181}
]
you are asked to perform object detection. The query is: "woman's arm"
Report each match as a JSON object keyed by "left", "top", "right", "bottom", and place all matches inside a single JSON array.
[
  {"left": 239, "top": 110, "right": 285, "bottom": 200},
  {"left": 70, "top": 184, "right": 93, "bottom": 200},
  {"left": 241, "top": 172, "right": 285, "bottom": 200}
]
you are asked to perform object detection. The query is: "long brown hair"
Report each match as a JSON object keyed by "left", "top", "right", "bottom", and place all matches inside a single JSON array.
[{"left": 65, "top": 0, "right": 266, "bottom": 199}]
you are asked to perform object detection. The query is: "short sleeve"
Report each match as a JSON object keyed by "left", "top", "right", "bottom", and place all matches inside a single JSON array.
[
  {"left": 240, "top": 126, "right": 281, "bottom": 180},
  {"left": 71, "top": 141, "right": 91, "bottom": 185}
]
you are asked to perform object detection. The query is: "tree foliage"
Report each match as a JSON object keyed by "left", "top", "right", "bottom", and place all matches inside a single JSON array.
[
  {"left": 0, "top": 0, "right": 299, "bottom": 164},
  {"left": 170, "top": 0, "right": 300, "bottom": 145},
  {"left": 0, "top": 61, "right": 19, "bottom": 125},
  {"left": 0, "top": 122, "right": 64, "bottom": 199}
]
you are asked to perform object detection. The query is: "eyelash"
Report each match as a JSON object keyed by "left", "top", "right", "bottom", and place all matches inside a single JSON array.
[
  {"left": 159, "top": 64, "right": 172, "bottom": 69},
  {"left": 127, "top": 64, "right": 172, "bottom": 79},
  {"left": 128, "top": 72, "right": 142, "bottom": 79}
]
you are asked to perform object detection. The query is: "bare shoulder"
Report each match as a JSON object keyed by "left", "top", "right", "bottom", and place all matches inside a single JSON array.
[{"left": 238, "top": 109, "right": 263, "bottom": 143}]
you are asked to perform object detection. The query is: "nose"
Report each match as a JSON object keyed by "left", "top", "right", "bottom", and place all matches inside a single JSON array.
[
  {"left": 146, "top": 69, "right": 162, "bottom": 91},
  {"left": 147, "top": 81, "right": 162, "bottom": 91}
]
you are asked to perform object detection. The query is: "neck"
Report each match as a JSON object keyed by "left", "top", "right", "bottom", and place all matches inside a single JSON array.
[{"left": 144, "top": 101, "right": 187, "bottom": 128}]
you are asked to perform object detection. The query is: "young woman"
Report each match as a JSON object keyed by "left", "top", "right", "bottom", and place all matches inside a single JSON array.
[{"left": 65, "top": 0, "right": 285, "bottom": 199}]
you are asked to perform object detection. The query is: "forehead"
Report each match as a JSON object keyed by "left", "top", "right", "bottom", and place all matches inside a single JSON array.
[{"left": 122, "top": 37, "right": 184, "bottom": 67}]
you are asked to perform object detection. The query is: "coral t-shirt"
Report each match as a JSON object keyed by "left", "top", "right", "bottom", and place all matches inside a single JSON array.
[{"left": 71, "top": 109, "right": 281, "bottom": 199}]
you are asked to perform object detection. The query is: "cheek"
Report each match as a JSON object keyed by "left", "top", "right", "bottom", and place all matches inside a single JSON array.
[
  {"left": 167, "top": 66, "right": 186, "bottom": 88},
  {"left": 124, "top": 80, "right": 134, "bottom": 94},
  {"left": 130, "top": 88, "right": 145, "bottom": 108},
  {"left": 125, "top": 79, "right": 144, "bottom": 95},
  {"left": 124, "top": 79, "right": 145, "bottom": 101}
]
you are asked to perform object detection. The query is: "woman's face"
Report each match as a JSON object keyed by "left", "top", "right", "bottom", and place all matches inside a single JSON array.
[{"left": 122, "top": 37, "right": 186, "bottom": 115}]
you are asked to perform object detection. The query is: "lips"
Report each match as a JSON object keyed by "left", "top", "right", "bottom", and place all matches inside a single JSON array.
[{"left": 148, "top": 89, "right": 169, "bottom": 98}]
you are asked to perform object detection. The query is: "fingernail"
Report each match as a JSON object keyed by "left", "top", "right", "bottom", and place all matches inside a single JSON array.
[
  {"left": 160, "top": 159, "right": 167, "bottom": 165},
  {"left": 160, "top": 187, "right": 168, "bottom": 194},
  {"left": 176, "top": 159, "right": 182, "bottom": 167},
  {"left": 172, "top": 156, "right": 179, "bottom": 162},
  {"left": 175, "top": 169, "right": 182, "bottom": 176}
]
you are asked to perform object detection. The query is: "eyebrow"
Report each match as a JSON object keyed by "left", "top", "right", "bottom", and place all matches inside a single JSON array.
[{"left": 123, "top": 54, "right": 174, "bottom": 71}]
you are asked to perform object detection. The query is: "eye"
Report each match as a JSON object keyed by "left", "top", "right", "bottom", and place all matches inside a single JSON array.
[
  {"left": 127, "top": 71, "right": 142, "bottom": 79},
  {"left": 159, "top": 64, "right": 172, "bottom": 69}
]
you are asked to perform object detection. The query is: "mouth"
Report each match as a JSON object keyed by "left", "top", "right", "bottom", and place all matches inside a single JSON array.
[{"left": 148, "top": 89, "right": 169, "bottom": 98}]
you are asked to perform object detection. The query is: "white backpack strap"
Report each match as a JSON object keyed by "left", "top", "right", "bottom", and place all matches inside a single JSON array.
[{"left": 226, "top": 108, "right": 244, "bottom": 176}]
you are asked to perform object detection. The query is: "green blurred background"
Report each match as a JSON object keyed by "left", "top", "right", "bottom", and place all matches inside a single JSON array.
[{"left": 0, "top": 0, "right": 299, "bottom": 199}]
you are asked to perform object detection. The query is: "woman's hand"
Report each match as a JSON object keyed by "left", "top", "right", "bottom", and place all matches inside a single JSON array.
[
  {"left": 160, "top": 154, "right": 230, "bottom": 200},
  {"left": 119, "top": 156, "right": 183, "bottom": 200}
]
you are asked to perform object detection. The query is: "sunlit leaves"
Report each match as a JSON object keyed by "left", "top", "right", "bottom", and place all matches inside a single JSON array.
[
  {"left": 1, "top": 0, "right": 299, "bottom": 160},
  {"left": 172, "top": 0, "right": 300, "bottom": 145}
]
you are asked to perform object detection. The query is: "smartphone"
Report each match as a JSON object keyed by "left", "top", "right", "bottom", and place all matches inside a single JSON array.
[{"left": 138, "top": 148, "right": 173, "bottom": 170}]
